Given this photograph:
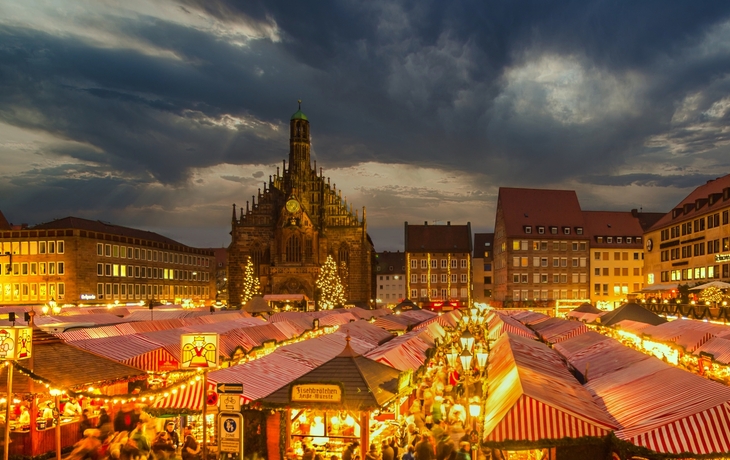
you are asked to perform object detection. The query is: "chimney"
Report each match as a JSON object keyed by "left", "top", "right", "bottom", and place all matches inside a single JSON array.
[
  {"left": 447, "top": 221, "right": 451, "bottom": 226},
  {"left": 424, "top": 221, "right": 428, "bottom": 225},
  {"left": 631, "top": 209, "right": 638, "bottom": 217}
]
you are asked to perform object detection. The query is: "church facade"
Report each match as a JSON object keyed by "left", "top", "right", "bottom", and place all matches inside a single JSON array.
[{"left": 227, "top": 105, "right": 374, "bottom": 307}]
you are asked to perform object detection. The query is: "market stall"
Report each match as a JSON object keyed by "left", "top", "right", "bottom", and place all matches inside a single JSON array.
[{"left": 0, "top": 327, "right": 147, "bottom": 458}]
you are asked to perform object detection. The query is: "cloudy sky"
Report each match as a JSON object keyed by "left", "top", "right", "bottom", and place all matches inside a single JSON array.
[{"left": 2, "top": 1, "right": 730, "bottom": 250}]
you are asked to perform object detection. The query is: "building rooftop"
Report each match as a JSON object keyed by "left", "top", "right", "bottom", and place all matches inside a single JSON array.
[
  {"left": 497, "top": 187, "right": 587, "bottom": 238},
  {"left": 0, "top": 210, "right": 9, "bottom": 231},
  {"left": 375, "top": 251, "right": 405, "bottom": 273},
  {"left": 473, "top": 233, "right": 494, "bottom": 258},
  {"left": 582, "top": 211, "right": 645, "bottom": 248},
  {"left": 649, "top": 174, "right": 730, "bottom": 231},
  {"left": 405, "top": 222, "right": 472, "bottom": 253}
]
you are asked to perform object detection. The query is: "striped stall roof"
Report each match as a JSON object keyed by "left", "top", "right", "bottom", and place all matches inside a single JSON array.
[
  {"left": 151, "top": 378, "right": 214, "bottom": 410},
  {"left": 316, "top": 312, "right": 359, "bottom": 326},
  {"left": 399, "top": 310, "right": 437, "bottom": 323},
  {"left": 490, "top": 312, "right": 538, "bottom": 340},
  {"left": 337, "top": 320, "right": 396, "bottom": 346},
  {"left": 508, "top": 310, "right": 550, "bottom": 326},
  {"left": 674, "top": 329, "right": 715, "bottom": 353},
  {"left": 613, "top": 319, "right": 654, "bottom": 335},
  {"left": 346, "top": 307, "right": 393, "bottom": 320},
  {"left": 124, "top": 347, "right": 178, "bottom": 371},
  {"left": 695, "top": 336, "right": 730, "bottom": 364},
  {"left": 560, "top": 337, "right": 653, "bottom": 382},
  {"left": 267, "top": 312, "right": 317, "bottom": 330},
  {"left": 566, "top": 311, "right": 604, "bottom": 323},
  {"left": 412, "top": 311, "right": 460, "bottom": 330},
  {"left": 551, "top": 331, "right": 612, "bottom": 361},
  {"left": 373, "top": 316, "right": 409, "bottom": 331},
  {"left": 483, "top": 333, "right": 616, "bottom": 443},
  {"left": 528, "top": 317, "right": 590, "bottom": 344},
  {"left": 364, "top": 326, "right": 441, "bottom": 371},
  {"left": 277, "top": 333, "right": 376, "bottom": 369},
  {"left": 642, "top": 318, "right": 730, "bottom": 342},
  {"left": 70, "top": 335, "right": 163, "bottom": 362}
]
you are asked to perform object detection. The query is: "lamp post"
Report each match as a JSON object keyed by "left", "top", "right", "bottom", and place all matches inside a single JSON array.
[
  {"left": 460, "top": 330, "right": 475, "bottom": 353},
  {"left": 446, "top": 347, "right": 458, "bottom": 368},
  {"left": 460, "top": 348, "right": 473, "bottom": 428}
]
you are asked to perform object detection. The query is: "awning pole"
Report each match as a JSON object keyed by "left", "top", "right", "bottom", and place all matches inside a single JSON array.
[{"left": 4, "top": 363, "right": 12, "bottom": 460}]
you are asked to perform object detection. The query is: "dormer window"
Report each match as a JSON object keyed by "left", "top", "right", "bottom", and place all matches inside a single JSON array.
[
  {"left": 576, "top": 227, "right": 583, "bottom": 235},
  {"left": 537, "top": 226, "right": 545, "bottom": 234},
  {"left": 525, "top": 226, "right": 532, "bottom": 234},
  {"left": 563, "top": 227, "right": 571, "bottom": 235},
  {"left": 597, "top": 236, "right": 603, "bottom": 243},
  {"left": 672, "top": 208, "right": 683, "bottom": 219},
  {"left": 616, "top": 237, "right": 622, "bottom": 243},
  {"left": 626, "top": 237, "right": 632, "bottom": 243},
  {"left": 550, "top": 227, "right": 558, "bottom": 235},
  {"left": 607, "top": 236, "right": 613, "bottom": 243},
  {"left": 636, "top": 237, "right": 642, "bottom": 243}
]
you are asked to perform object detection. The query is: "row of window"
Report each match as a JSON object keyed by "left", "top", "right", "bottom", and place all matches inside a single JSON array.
[
  {"left": 593, "top": 267, "right": 642, "bottom": 276},
  {"left": 96, "top": 283, "right": 209, "bottom": 299},
  {"left": 96, "top": 243, "right": 210, "bottom": 267},
  {"left": 410, "top": 259, "right": 468, "bottom": 269},
  {"left": 593, "top": 283, "right": 638, "bottom": 296},
  {"left": 660, "top": 211, "right": 729, "bottom": 241},
  {"left": 378, "top": 284, "right": 404, "bottom": 290},
  {"left": 523, "top": 226, "right": 584, "bottom": 235},
  {"left": 512, "top": 273, "right": 588, "bottom": 284},
  {"left": 595, "top": 236, "right": 642, "bottom": 244},
  {"left": 0, "top": 282, "right": 64, "bottom": 301},
  {"left": 513, "top": 256, "right": 588, "bottom": 268},
  {"left": 660, "top": 238, "right": 729, "bottom": 261},
  {"left": 660, "top": 265, "right": 727, "bottom": 282},
  {"left": 594, "top": 251, "right": 642, "bottom": 260},
  {"left": 2, "top": 261, "right": 65, "bottom": 276},
  {"left": 410, "top": 288, "right": 468, "bottom": 299},
  {"left": 377, "top": 275, "right": 403, "bottom": 281},
  {"left": 1, "top": 240, "right": 65, "bottom": 255},
  {"left": 96, "top": 264, "right": 209, "bottom": 282},
  {"left": 511, "top": 241, "right": 588, "bottom": 252},
  {"left": 512, "top": 289, "right": 587, "bottom": 301},
  {"left": 410, "top": 274, "right": 468, "bottom": 283}
]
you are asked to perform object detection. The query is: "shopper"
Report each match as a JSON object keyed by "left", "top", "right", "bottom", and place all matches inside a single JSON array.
[{"left": 181, "top": 425, "right": 201, "bottom": 460}]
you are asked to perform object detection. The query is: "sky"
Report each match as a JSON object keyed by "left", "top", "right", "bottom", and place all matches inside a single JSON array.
[{"left": 2, "top": 1, "right": 730, "bottom": 251}]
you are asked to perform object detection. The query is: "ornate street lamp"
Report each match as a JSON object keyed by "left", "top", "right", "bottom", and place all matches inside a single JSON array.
[
  {"left": 459, "top": 348, "right": 473, "bottom": 371},
  {"left": 460, "top": 330, "right": 475, "bottom": 352},
  {"left": 446, "top": 347, "right": 458, "bottom": 367},
  {"left": 475, "top": 346, "right": 488, "bottom": 370}
]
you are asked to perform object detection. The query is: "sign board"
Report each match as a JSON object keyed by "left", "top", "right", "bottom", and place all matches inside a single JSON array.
[
  {"left": 291, "top": 383, "right": 342, "bottom": 403},
  {"left": 216, "top": 383, "right": 243, "bottom": 394},
  {"left": 716, "top": 253, "right": 730, "bottom": 263},
  {"left": 206, "top": 391, "right": 219, "bottom": 407},
  {"left": 157, "top": 359, "right": 179, "bottom": 371},
  {"left": 80, "top": 294, "right": 96, "bottom": 300},
  {"left": 179, "top": 333, "right": 219, "bottom": 369},
  {"left": 0, "top": 326, "right": 32, "bottom": 360},
  {"left": 219, "top": 412, "right": 243, "bottom": 454},
  {"left": 219, "top": 394, "right": 241, "bottom": 412}
]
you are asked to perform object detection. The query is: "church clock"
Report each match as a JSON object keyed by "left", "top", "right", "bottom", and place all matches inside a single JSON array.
[{"left": 285, "top": 199, "right": 300, "bottom": 213}]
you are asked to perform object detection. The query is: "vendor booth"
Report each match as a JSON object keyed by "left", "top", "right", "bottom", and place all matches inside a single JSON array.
[{"left": 0, "top": 327, "right": 147, "bottom": 458}]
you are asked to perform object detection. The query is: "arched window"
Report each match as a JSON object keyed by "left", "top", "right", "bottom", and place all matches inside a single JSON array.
[
  {"left": 286, "top": 235, "right": 301, "bottom": 263},
  {"left": 338, "top": 245, "right": 349, "bottom": 266}
]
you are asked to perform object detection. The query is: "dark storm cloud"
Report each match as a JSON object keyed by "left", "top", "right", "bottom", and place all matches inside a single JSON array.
[{"left": 2, "top": 0, "right": 730, "bottom": 245}]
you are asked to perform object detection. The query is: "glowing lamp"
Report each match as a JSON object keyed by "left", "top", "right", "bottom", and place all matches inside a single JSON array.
[
  {"left": 475, "top": 347, "right": 488, "bottom": 370},
  {"left": 459, "top": 348, "right": 473, "bottom": 371},
  {"left": 469, "top": 400, "right": 481, "bottom": 418},
  {"left": 460, "top": 330, "right": 475, "bottom": 352},
  {"left": 446, "top": 347, "right": 458, "bottom": 367}
]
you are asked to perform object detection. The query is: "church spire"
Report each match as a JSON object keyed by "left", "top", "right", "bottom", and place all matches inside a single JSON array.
[{"left": 289, "top": 100, "right": 311, "bottom": 182}]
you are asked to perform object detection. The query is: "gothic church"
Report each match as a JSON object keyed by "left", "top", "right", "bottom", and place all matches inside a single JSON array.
[{"left": 228, "top": 104, "right": 374, "bottom": 307}]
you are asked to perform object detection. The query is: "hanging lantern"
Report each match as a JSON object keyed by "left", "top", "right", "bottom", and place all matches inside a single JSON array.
[
  {"left": 459, "top": 348, "right": 473, "bottom": 371},
  {"left": 460, "top": 330, "right": 475, "bottom": 352},
  {"left": 446, "top": 347, "right": 458, "bottom": 367},
  {"left": 475, "top": 346, "right": 488, "bottom": 370}
]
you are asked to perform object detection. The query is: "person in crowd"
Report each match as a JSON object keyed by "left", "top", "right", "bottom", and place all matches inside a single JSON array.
[
  {"left": 64, "top": 397, "right": 83, "bottom": 417},
  {"left": 381, "top": 439, "right": 394, "bottom": 460},
  {"left": 42, "top": 401, "right": 55, "bottom": 421},
  {"left": 455, "top": 442, "right": 471, "bottom": 460},
  {"left": 414, "top": 432, "right": 434, "bottom": 460},
  {"left": 151, "top": 430, "right": 176, "bottom": 460},
  {"left": 302, "top": 445, "right": 316, "bottom": 460},
  {"left": 389, "top": 436, "right": 399, "bottom": 460},
  {"left": 79, "top": 409, "right": 93, "bottom": 436},
  {"left": 402, "top": 445, "right": 415, "bottom": 460},
  {"left": 113, "top": 404, "right": 139, "bottom": 433},
  {"left": 365, "top": 443, "right": 381, "bottom": 460},
  {"left": 164, "top": 420, "right": 180, "bottom": 450},
  {"left": 181, "top": 425, "right": 200, "bottom": 460},
  {"left": 18, "top": 405, "right": 30, "bottom": 427},
  {"left": 435, "top": 430, "right": 455, "bottom": 460},
  {"left": 343, "top": 441, "right": 359, "bottom": 460}
]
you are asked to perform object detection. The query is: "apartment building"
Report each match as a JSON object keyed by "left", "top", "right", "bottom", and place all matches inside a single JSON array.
[
  {"left": 584, "top": 210, "right": 662, "bottom": 308},
  {"left": 645, "top": 175, "right": 730, "bottom": 288},
  {"left": 405, "top": 221, "right": 472, "bottom": 310},
  {"left": 0, "top": 215, "right": 216, "bottom": 306},
  {"left": 493, "top": 188, "right": 590, "bottom": 304},
  {"left": 374, "top": 251, "right": 406, "bottom": 307},
  {"left": 472, "top": 233, "right": 494, "bottom": 303}
]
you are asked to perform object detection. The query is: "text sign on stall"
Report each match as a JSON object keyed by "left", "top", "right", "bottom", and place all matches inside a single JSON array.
[
  {"left": 291, "top": 383, "right": 342, "bottom": 403},
  {"left": 179, "top": 333, "right": 219, "bottom": 369},
  {"left": 219, "top": 412, "right": 243, "bottom": 453},
  {"left": 0, "top": 326, "right": 32, "bottom": 360}
]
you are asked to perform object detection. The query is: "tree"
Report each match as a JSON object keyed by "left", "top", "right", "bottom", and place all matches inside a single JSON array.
[
  {"left": 241, "top": 256, "right": 261, "bottom": 305},
  {"left": 316, "top": 255, "right": 346, "bottom": 309},
  {"left": 700, "top": 286, "right": 724, "bottom": 305}
]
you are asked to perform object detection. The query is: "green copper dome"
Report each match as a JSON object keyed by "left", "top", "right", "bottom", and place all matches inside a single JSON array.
[{"left": 291, "top": 100, "right": 308, "bottom": 121}]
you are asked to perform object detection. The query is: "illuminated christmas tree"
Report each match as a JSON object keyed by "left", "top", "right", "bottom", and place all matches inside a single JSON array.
[
  {"left": 316, "top": 255, "right": 346, "bottom": 309},
  {"left": 700, "top": 286, "right": 724, "bottom": 305},
  {"left": 241, "top": 256, "right": 260, "bottom": 305}
]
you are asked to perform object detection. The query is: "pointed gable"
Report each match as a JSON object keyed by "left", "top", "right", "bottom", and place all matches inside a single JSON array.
[{"left": 0, "top": 210, "right": 10, "bottom": 230}]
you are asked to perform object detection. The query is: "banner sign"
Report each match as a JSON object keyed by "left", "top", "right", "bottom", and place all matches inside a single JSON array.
[{"left": 291, "top": 383, "right": 342, "bottom": 403}]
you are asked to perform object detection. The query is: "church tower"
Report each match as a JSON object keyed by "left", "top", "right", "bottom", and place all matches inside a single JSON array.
[{"left": 227, "top": 103, "right": 374, "bottom": 309}]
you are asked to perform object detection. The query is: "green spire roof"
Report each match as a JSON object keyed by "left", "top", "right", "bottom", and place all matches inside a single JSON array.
[{"left": 291, "top": 99, "right": 308, "bottom": 121}]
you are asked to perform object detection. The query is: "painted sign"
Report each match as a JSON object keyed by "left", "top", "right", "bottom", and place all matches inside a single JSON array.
[
  {"left": 0, "top": 326, "right": 32, "bottom": 360},
  {"left": 291, "top": 383, "right": 342, "bottom": 403},
  {"left": 180, "top": 333, "right": 219, "bottom": 369},
  {"left": 219, "top": 412, "right": 243, "bottom": 453},
  {"left": 715, "top": 253, "right": 730, "bottom": 263},
  {"left": 80, "top": 294, "right": 97, "bottom": 300}
]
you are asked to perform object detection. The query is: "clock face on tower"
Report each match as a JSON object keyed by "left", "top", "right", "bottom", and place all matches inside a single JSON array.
[{"left": 286, "top": 199, "right": 300, "bottom": 213}]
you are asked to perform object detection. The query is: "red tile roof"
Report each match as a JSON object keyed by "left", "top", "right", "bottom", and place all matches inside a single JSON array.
[
  {"left": 649, "top": 174, "right": 730, "bottom": 231},
  {"left": 497, "top": 188, "right": 587, "bottom": 238},
  {"left": 582, "top": 211, "right": 644, "bottom": 248},
  {"left": 405, "top": 222, "right": 472, "bottom": 253},
  {"left": 473, "top": 233, "right": 494, "bottom": 258},
  {"left": 31, "top": 216, "right": 209, "bottom": 252}
]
